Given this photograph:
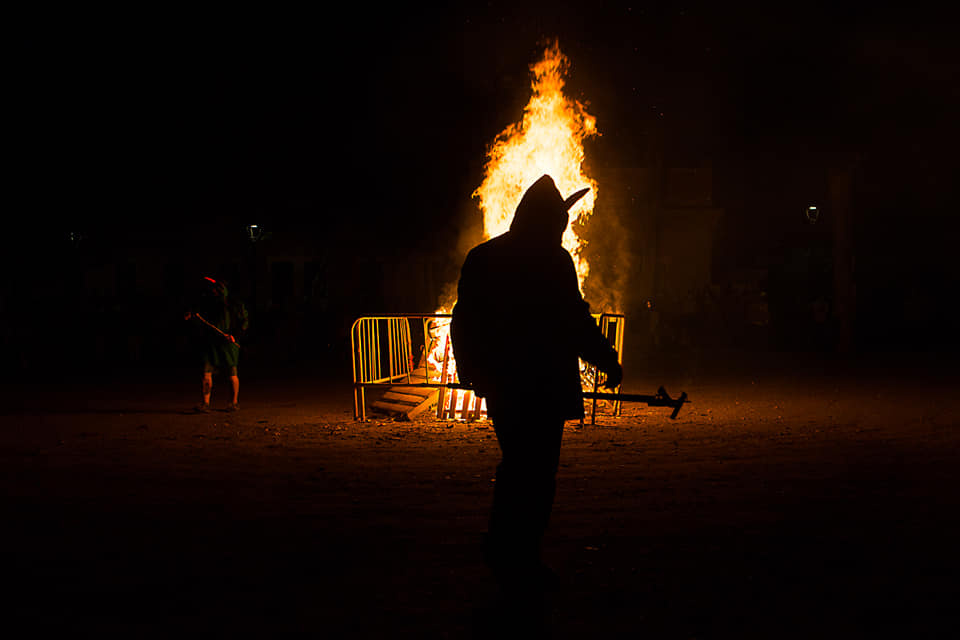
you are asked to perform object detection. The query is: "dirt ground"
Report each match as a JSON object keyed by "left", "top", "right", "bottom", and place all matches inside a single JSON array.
[{"left": 2, "top": 352, "right": 958, "bottom": 638}]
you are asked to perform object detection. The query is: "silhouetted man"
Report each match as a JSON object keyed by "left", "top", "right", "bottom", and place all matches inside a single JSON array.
[
  {"left": 451, "top": 175, "right": 623, "bottom": 610},
  {"left": 185, "top": 277, "right": 248, "bottom": 412}
]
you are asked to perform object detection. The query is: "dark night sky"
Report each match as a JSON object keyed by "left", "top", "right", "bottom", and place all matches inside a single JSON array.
[{"left": 9, "top": 2, "right": 959, "bottom": 259}]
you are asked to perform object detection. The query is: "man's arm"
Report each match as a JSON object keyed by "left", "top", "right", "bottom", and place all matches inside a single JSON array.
[
  {"left": 451, "top": 248, "right": 491, "bottom": 391},
  {"left": 560, "top": 252, "right": 623, "bottom": 389}
]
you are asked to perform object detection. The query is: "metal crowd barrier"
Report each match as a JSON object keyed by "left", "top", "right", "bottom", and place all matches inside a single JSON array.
[
  {"left": 586, "top": 313, "right": 626, "bottom": 424},
  {"left": 351, "top": 314, "right": 451, "bottom": 421},
  {"left": 351, "top": 312, "right": 625, "bottom": 423}
]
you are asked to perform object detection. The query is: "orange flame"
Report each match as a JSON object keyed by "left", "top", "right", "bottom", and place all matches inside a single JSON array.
[
  {"left": 429, "top": 41, "right": 599, "bottom": 380},
  {"left": 473, "top": 40, "right": 600, "bottom": 290}
]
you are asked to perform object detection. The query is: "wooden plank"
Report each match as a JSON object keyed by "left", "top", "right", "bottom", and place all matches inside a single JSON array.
[
  {"left": 390, "top": 386, "right": 435, "bottom": 398},
  {"left": 382, "top": 391, "right": 427, "bottom": 404},
  {"left": 405, "top": 388, "right": 439, "bottom": 419},
  {"left": 438, "top": 338, "right": 451, "bottom": 419},
  {"left": 396, "top": 373, "right": 429, "bottom": 384},
  {"left": 371, "top": 400, "right": 420, "bottom": 415},
  {"left": 447, "top": 389, "right": 459, "bottom": 420},
  {"left": 436, "top": 388, "right": 448, "bottom": 420},
  {"left": 371, "top": 388, "right": 440, "bottom": 419},
  {"left": 470, "top": 393, "right": 483, "bottom": 421}
]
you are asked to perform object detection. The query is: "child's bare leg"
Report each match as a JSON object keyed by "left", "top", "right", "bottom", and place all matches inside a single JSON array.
[{"left": 229, "top": 375, "right": 239, "bottom": 405}]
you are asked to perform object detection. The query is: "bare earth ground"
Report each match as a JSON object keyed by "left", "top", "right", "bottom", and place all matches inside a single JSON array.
[{"left": 2, "top": 352, "right": 958, "bottom": 638}]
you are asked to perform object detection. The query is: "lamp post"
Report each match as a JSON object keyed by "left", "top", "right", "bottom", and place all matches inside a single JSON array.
[
  {"left": 246, "top": 224, "right": 262, "bottom": 315},
  {"left": 829, "top": 155, "right": 859, "bottom": 355}
]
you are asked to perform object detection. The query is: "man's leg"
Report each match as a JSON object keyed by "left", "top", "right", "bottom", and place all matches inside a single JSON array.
[
  {"left": 487, "top": 413, "right": 565, "bottom": 581},
  {"left": 225, "top": 365, "right": 239, "bottom": 410},
  {"left": 202, "top": 371, "right": 213, "bottom": 405}
]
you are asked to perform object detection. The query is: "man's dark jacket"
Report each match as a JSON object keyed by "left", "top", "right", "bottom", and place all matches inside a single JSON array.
[{"left": 451, "top": 175, "right": 620, "bottom": 421}]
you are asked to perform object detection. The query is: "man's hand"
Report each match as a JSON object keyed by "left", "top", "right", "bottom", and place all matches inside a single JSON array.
[
  {"left": 602, "top": 362, "right": 623, "bottom": 390},
  {"left": 227, "top": 334, "right": 237, "bottom": 344}
]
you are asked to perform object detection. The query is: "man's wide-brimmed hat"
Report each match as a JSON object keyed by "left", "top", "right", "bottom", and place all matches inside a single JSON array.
[{"left": 510, "top": 175, "right": 589, "bottom": 237}]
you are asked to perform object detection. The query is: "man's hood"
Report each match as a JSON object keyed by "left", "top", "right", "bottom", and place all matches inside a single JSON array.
[{"left": 509, "top": 175, "right": 588, "bottom": 245}]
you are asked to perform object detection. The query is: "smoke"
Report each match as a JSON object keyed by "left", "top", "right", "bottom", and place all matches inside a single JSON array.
[
  {"left": 580, "top": 190, "right": 631, "bottom": 315},
  {"left": 429, "top": 197, "right": 486, "bottom": 313},
  {"left": 435, "top": 279, "right": 459, "bottom": 314}
]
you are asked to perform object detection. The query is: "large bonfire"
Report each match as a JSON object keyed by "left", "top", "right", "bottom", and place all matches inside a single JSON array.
[{"left": 429, "top": 40, "right": 600, "bottom": 380}]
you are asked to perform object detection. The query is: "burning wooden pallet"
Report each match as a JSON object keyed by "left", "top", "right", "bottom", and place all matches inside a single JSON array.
[
  {"left": 435, "top": 336, "right": 487, "bottom": 421},
  {"left": 437, "top": 385, "right": 485, "bottom": 421},
  {"left": 369, "top": 367, "right": 439, "bottom": 419},
  {"left": 369, "top": 337, "right": 487, "bottom": 422}
]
